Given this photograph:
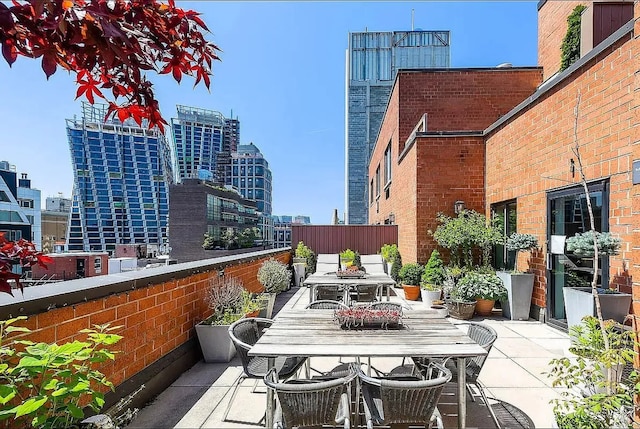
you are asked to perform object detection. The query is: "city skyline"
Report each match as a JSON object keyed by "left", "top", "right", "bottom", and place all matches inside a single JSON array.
[{"left": 0, "top": 2, "right": 538, "bottom": 224}]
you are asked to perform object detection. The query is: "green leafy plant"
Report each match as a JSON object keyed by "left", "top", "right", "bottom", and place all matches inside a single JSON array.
[
  {"left": 380, "top": 244, "right": 399, "bottom": 263},
  {"left": 398, "top": 263, "right": 424, "bottom": 286},
  {"left": 0, "top": 317, "right": 122, "bottom": 428},
  {"left": 457, "top": 271, "right": 507, "bottom": 301},
  {"left": 421, "top": 249, "right": 445, "bottom": 286},
  {"left": 257, "top": 259, "right": 291, "bottom": 294},
  {"left": 432, "top": 210, "right": 502, "bottom": 268},
  {"left": 421, "top": 283, "right": 441, "bottom": 292},
  {"left": 560, "top": 5, "right": 587, "bottom": 72},
  {"left": 505, "top": 233, "right": 539, "bottom": 272},
  {"left": 547, "top": 316, "right": 638, "bottom": 429},
  {"left": 294, "top": 242, "right": 316, "bottom": 276},
  {"left": 566, "top": 231, "right": 621, "bottom": 257},
  {"left": 389, "top": 253, "right": 402, "bottom": 283},
  {"left": 339, "top": 249, "right": 356, "bottom": 264}
]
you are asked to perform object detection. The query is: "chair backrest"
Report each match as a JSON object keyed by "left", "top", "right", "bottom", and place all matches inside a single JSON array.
[
  {"left": 228, "top": 317, "right": 273, "bottom": 376},
  {"left": 352, "top": 283, "right": 380, "bottom": 303},
  {"left": 358, "top": 362, "right": 451, "bottom": 426},
  {"left": 306, "top": 300, "right": 348, "bottom": 310},
  {"left": 315, "top": 284, "right": 342, "bottom": 301},
  {"left": 264, "top": 366, "right": 357, "bottom": 428},
  {"left": 360, "top": 254, "right": 384, "bottom": 264},
  {"left": 317, "top": 254, "right": 340, "bottom": 264},
  {"left": 464, "top": 322, "right": 498, "bottom": 382},
  {"left": 314, "top": 263, "right": 337, "bottom": 274},
  {"left": 361, "top": 263, "right": 386, "bottom": 274}
]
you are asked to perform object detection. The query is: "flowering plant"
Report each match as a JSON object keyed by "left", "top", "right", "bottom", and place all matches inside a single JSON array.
[{"left": 334, "top": 306, "right": 402, "bottom": 329}]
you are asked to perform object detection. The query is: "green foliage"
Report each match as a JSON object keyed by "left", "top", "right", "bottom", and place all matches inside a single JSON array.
[
  {"left": 421, "top": 283, "right": 441, "bottom": 291},
  {"left": 547, "top": 316, "right": 638, "bottom": 428},
  {"left": 560, "top": 5, "right": 587, "bottom": 72},
  {"left": 339, "top": 249, "right": 356, "bottom": 262},
  {"left": 457, "top": 271, "right": 507, "bottom": 301},
  {"left": 398, "top": 263, "right": 424, "bottom": 286},
  {"left": 389, "top": 253, "right": 402, "bottom": 283},
  {"left": 0, "top": 317, "right": 122, "bottom": 428},
  {"left": 204, "top": 276, "right": 246, "bottom": 325},
  {"left": 294, "top": 242, "right": 316, "bottom": 276},
  {"left": 237, "top": 227, "right": 261, "bottom": 248},
  {"left": 257, "top": 259, "right": 291, "bottom": 294},
  {"left": 566, "top": 231, "right": 621, "bottom": 257},
  {"left": 432, "top": 210, "right": 502, "bottom": 268},
  {"left": 422, "top": 249, "right": 445, "bottom": 286},
  {"left": 505, "top": 233, "right": 539, "bottom": 272},
  {"left": 202, "top": 232, "right": 217, "bottom": 250},
  {"left": 380, "top": 244, "right": 399, "bottom": 263}
]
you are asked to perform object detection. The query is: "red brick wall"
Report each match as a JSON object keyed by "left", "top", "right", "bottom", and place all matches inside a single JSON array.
[
  {"left": 395, "top": 69, "right": 543, "bottom": 151},
  {"left": 486, "top": 28, "right": 638, "bottom": 310},
  {"left": 415, "top": 136, "right": 486, "bottom": 263},
  {"left": 537, "top": 1, "right": 584, "bottom": 80},
  {"left": 369, "top": 68, "right": 541, "bottom": 263},
  {"left": 630, "top": 0, "right": 640, "bottom": 317},
  {"left": 10, "top": 251, "right": 290, "bottom": 391}
]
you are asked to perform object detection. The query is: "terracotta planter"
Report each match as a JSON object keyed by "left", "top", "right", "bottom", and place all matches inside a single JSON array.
[
  {"left": 245, "top": 310, "right": 259, "bottom": 318},
  {"left": 475, "top": 298, "right": 495, "bottom": 316},
  {"left": 402, "top": 284, "right": 421, "bottom": 301}
]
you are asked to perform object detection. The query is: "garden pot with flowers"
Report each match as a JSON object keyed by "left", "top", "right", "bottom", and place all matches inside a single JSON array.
[{"left": 458, "top": 271, "right": 507, "bottom": 317}]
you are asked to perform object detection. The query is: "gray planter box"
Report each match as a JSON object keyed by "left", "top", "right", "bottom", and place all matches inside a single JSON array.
[
  {"left": 293, "top": 262, "right": 306, "bottom": 287},
  {"left": 497, "top": 271, "right": 534, "bottom": 321},
  {"left": 563, "top": 287, "right": 632, "bottom": 331},
  {"left": 195, "top": 322, "right": 236, "bottom": 363},
  {"left": 258, "top": 292, "right": 277, "bottom": 319}
]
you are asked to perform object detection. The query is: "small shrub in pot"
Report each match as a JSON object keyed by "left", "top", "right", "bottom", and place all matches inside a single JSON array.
[{"left": 258, "top": 259, "right": 292, "bottom": 294}]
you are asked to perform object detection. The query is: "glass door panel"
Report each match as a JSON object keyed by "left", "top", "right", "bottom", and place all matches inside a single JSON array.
[{"left": 547, "top": 183, "right": 608, "bottom": 327}]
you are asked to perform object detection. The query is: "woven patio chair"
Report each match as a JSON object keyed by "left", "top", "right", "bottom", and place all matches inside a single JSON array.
[
  {"left": 414, "top": 322, "right": 500, "bottom": 428},
  {"left": 264, "top": 363, "right": 358, "bottom": 429},
  {"left": 314, "top": 284, "right": 345, "bottom": 302},
  {"left": 349, "top": 283, "right": 381, "bottom": 304},
  {"left": 357, "top": 362, "right": 451, "bottom": 429},
  {"left": 362, "top": 301, "right": 405, "bottom": 376},
  {"left": 305, "top": 300, "right": 348, "bottom": 310},
  {"left": 224, "top": 318, "right": 307, "bottom": 422}
]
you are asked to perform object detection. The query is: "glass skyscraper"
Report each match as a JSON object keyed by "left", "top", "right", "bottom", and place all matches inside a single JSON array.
[
  {"left": 345, "top": 30, "right": 451, "bottom": 224},
  {"left": 227, "top": 143, "right": 273, "bottom": 247},
  {"left": 65, "top": 103, "right": 173, "bottom": 253},
  {"left": 171, "top": 105, "right": 225, "bottom": 181}
]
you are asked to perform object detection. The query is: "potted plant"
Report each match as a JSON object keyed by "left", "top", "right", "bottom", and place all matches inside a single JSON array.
[
  {"left": 421, "top": 250, "right": 445, "bottom": 305},
  {"left": 293, "top": 241, "right": 315, "bottom": 287},
  {"left": 257, "top": 258, "right": 292, "bottom": 318},
  {"left": 195, "top": 275, "right": 261, "bottom": 362},
  {"left": 443, "top": 267, "right": 476, "bottom": 320},
  {"left": 380, "top": 243, "right": 399, "bottom": 274},
  {"left": 563, "top": 231, "right": 630, "bottom": 330},
  {"left": 458, "top": 271, "right": 507, "bottom": 317},
  {"left": 398, "top": 263, "right": 423, "bottom": 301},
  {"left": 389, "top": 251, "right": 403, "bottom": 284},
  {"left": 497, "top": 232, "right": 538, "bottom": 320},
  {"left": 339, "top": 248, "right": 356, "bottom": 270},
  {"left": 547, "top": 316, "right": 638, "bottom": 428}
]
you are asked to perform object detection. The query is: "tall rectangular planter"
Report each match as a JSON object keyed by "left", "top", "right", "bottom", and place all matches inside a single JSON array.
[
  {"left": 563, "top": 287, "right": 632, "bottom": 331},
  {"left": 497, "top": 271, "right": 534, "bottom": 321},
  {"left": 195, "top": 323, "right": 236, "bottom": 363}
]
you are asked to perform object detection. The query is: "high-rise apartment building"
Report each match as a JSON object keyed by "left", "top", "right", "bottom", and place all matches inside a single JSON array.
[
  {"left": 227, "top": 143, "right": 273, "bottom": 247},
  {"left": 345, "top": 30, "right": 450, "bottom": 224},
  {"left": 171, "top": 105, "right": 225, "bottom": 181},
  {"left": 65, "top": 103, "right": 173, "bottom": 253},
  {"left": 0, "top": 162, "right": 34, "bottom": 247},
  {"left": 216, "top": 117, "right": 240, "bottom": 183}
]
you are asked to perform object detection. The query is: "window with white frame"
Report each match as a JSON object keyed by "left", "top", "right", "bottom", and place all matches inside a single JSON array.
[{"left": 384, "top": 142, "right": 392, "bottom": 185}]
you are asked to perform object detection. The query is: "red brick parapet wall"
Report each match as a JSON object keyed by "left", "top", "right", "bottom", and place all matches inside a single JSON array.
[{"left": 0, "top": 248, "right": 291, "bottom": 406}]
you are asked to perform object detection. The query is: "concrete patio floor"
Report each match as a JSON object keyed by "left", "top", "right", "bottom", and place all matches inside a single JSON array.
[{"left": 128, "top": 286, "right": 569, "bottom": 429}]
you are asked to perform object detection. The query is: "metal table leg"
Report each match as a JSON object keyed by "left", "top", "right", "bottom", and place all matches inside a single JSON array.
[
  {"left": 266, "top": 357, "right": 275, "bottom": 428},
  {"left": 458, "top": 357, "right": 466, "bottom": 429}
]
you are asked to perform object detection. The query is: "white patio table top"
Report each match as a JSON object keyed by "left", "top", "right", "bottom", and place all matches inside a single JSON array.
[{"left": 249, "top": 308, "right": 487, "bottom": 429}]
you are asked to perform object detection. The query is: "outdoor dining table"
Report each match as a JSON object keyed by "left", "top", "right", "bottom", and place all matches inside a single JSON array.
[
  {"left": 249, "top": 308, "right": 487, "bottom": 429},
  {"left": 303, "top": 271, "right": 396, "bottom": 303}
]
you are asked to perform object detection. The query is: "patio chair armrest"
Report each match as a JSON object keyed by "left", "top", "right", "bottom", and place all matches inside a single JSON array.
[
  {"left": 334, "top": 391, "right": 351, "bottom": 429},
  {"left": 430, "top": 406, "right": 444, "bottom": 429}
]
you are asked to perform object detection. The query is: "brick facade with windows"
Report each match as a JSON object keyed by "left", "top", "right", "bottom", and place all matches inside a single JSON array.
[{"left": 369, "top": 68, "right": 542, "bottom": 263}]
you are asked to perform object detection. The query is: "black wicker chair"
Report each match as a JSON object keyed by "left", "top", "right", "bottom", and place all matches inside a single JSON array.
[{"left": 224, "top": 317, "right": 307, "bottom": 422}]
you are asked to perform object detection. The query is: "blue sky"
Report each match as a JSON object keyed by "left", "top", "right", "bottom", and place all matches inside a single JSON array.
[{"left": 0, "top": 1, "right": 538, "bottom": 224}]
